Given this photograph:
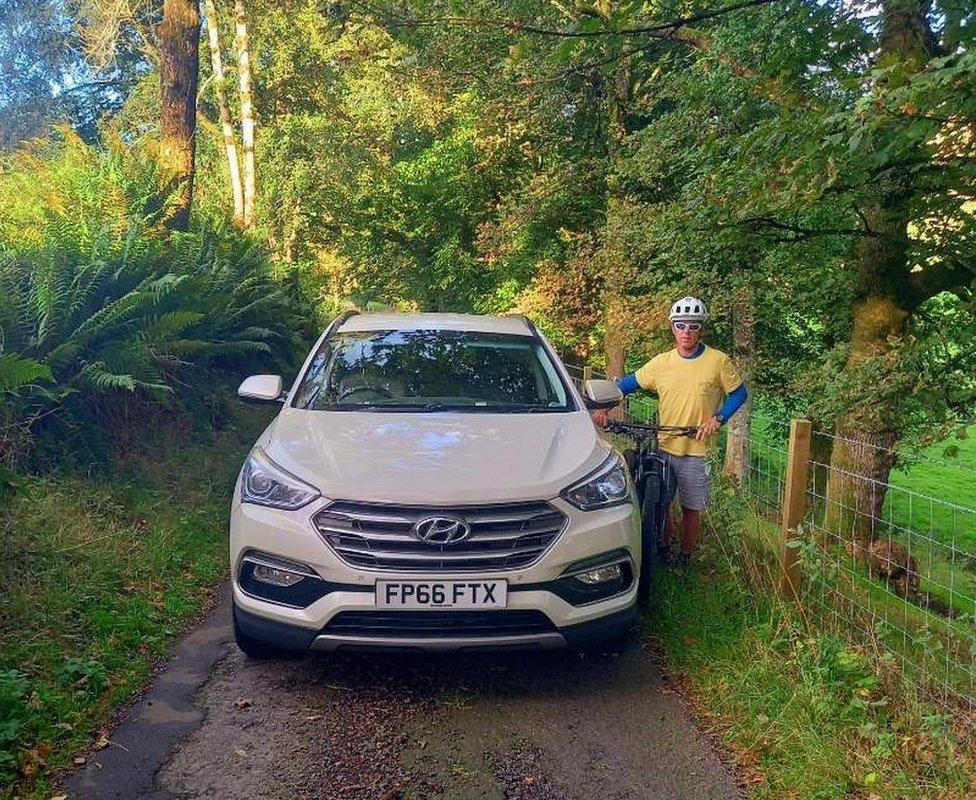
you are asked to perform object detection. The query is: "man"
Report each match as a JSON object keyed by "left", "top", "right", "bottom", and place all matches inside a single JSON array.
[{"left": 592, "top": 296, "right": 748, "bottom": 567}]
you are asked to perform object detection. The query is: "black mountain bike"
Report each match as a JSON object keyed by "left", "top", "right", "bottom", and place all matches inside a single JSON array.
[{"left": 604, "top": 419, "right": 698, "bottom": 604}]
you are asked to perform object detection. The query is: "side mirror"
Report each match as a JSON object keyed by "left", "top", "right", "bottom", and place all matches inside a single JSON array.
[
  {"left": 238, "top": 374, "right": 285, "bottom": 403},
  {"left": 583, "top": 379, "right": 623, "bottom": 409}
]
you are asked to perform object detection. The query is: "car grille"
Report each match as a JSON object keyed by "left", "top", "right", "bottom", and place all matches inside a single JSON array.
[
  {"left": 323, "top": 610, "right": 556, "bottom": 638},
  {"left": 312, "top": 500, "right": 567, "bottom": 572}
]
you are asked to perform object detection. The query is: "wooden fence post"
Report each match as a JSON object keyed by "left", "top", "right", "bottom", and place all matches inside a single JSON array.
[
  {"left": 780, "top": 418, "right": 812, "bottom": 597},
  {"left": 582, "top": 366, "right": 593, "bottom": 384}
]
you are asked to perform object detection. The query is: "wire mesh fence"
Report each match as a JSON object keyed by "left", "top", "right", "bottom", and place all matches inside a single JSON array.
[
  {"left": 737, "top": 421, "right": 976, "bottom": 712},
  {"left": 567, "top": 362, "right": 976, "bottom": 710}
]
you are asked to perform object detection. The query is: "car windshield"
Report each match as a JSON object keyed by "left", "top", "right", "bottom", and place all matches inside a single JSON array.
[{"left": 292, "top": 329, "right": 573, "bottom": 412}]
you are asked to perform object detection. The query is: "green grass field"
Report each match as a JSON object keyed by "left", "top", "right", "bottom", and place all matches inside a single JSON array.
[
  {"left": 0, "top": 407, "right": 273, "bottom": 800},
  {"left": 747, "top": 412, "right": 976, "bottom": 550}
]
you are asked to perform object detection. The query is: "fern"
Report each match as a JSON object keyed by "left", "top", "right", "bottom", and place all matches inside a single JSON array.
[
  {"left": 0, "top": 132, "right": 315, "bottom": 461},
  {"left": 0, "top": 355, "right": 51, "bottom": 394}
]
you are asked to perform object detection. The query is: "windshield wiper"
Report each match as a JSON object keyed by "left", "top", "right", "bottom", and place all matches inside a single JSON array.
[
  {"left": 331, "top": 401, "right": 454, "bottom": 412},
  {"left": 497, "top": 404, "right": 561, "bottom": 413}
]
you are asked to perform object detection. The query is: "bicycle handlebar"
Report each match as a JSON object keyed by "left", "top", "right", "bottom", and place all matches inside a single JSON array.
[{"left": 603, "top": 420, "right": 699, "bottom": 437}]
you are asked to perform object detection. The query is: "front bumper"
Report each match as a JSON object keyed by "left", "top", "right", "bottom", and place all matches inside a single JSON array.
[
  {"left": 230, "top": 494, "right": 641, "bottom": 652},
  {"left": 234, "top": 602, "right": 637, "bottom": 653}
]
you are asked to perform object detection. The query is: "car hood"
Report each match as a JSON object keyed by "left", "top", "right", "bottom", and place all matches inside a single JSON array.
[{"left": 263, "top": 407, "right": 609, "bottom": 505}]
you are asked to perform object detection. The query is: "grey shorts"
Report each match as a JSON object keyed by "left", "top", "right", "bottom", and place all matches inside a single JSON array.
[{"left": 662, "top": 454, "right": 711, "bottom": 511}]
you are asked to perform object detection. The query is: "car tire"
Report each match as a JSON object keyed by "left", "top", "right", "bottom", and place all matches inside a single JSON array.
[
  {"left": 232, "top": 606, "right": 287, "bottom": 659},
  {"left": 637, "top": 486, "right": 662, "bottom": 607}
]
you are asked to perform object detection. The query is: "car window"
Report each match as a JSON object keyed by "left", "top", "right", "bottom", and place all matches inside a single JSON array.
[{"left": 292, "top": 329, "right": 573, "bottom": 412}]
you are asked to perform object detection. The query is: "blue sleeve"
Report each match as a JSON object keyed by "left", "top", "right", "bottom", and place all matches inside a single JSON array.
[
  {"left": 717, "top": 384, "right": 748, "bottom": 423},
  {"left": 618, "top": 373, "right": 640, "bottom": 395}
]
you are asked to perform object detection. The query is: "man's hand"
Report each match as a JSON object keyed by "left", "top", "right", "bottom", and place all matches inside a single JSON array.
[
  {"left": 591, "top": 408, "right": 609, "bottom": 427},
  {"left": 696, "top": 415, "right": 721, "bottom": 441}
]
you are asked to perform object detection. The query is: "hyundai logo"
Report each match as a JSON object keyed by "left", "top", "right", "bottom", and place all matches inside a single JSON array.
[{"left": 413, "top": 516, "right": 471, "bottom": 545}]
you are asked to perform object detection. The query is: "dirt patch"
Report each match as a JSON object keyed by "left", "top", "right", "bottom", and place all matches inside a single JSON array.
[
  {"left": 155, "top": 640, "right": 741, "bottom": 800},
  {"left": 159, "top": 652, "right": 448, "bottom": 799},
  {"left": 66, "top": 594, "right": 741, "bottom": 800}
]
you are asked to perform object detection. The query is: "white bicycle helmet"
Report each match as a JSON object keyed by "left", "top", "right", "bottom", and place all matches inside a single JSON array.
[{"left": 669, "top": 296, "right": 708, "bottom": 322}]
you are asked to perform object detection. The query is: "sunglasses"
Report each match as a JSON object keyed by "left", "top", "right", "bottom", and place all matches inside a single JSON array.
[{"left": 672, "top": 321, "right": 702, "bottom": 332}]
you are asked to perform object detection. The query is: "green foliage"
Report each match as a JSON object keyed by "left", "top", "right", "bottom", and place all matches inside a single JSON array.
[
  {"left": 802, "top": 290, "right": 976, "bottom": 446},
  {"left": 0, "top": 131, "right": 314, "bottom": 465},
  {"left": 0, "top": 356, "right": 51, "bottom": 395}
]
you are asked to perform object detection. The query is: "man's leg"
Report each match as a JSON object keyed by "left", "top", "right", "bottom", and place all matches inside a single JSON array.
[
  {"left": 679, "top": 507, "right": 701, "bottom": 555},
  {"left": 670, "top": 456, "right": 709, "bottom": 564}
]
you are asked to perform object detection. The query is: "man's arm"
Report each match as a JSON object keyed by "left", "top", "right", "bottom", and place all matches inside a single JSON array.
[
  {"left": 618, "top": 373, "right": 641, "bottom": 395},
  {"left": 696, "top": 383, "right": 748, "bottom": 441},
  {"left": 716, "top": 383, "right": 748, "bottom": 423}
]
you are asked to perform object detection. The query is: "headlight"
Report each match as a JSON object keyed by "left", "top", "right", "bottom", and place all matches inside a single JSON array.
[
  {"left": 241, "top": 447, "right": 321, "bottom": 510},
  {"left": 562, "top": 452, "right": 631, "bottom": 511}
]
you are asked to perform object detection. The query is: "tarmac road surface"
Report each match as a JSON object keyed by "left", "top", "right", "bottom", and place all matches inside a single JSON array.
[{"left": 63, "top": 585, "right": 740, "bottom": 800}]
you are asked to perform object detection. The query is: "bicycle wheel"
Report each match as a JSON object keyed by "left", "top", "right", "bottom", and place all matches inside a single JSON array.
[{"left": 637, "top": 471, "right": 664, "bottom": 606}]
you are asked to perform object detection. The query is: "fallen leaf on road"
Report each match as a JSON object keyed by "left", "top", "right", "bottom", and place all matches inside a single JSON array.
[
  {"left": 94, "top": 730, "right": 110, "bottom": 750},
  {"left": 49, "top": 795, "right": 69, "bottom": 800},
  {"left": 234, "top": 697, "right": 253, "bottom": 709},
  {"left": 73, "top": 756, "right": 86, "bottom": 766},
  {"left": 234, "top": 749, "right": 247, "bottom": 758}
]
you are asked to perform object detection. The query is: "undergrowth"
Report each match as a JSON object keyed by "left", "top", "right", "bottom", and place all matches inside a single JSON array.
[
  {"left": 0, "top": 406, "right": 273, "bottom": 800},
  {"left": 647, "top": 481, "right": 976, "bottom": 799}
]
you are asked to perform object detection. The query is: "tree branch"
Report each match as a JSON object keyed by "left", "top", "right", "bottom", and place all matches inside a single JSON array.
[
  {"left": 353, "top": 0, "right": 778, "bottom": 39},
  {"left": 910, "top": 258, "right": 976, "bottom": 301},
  {"left": 55, "top": 78, "right": 129, "bottom": 97},
  {"left": 730, "top": 216, "right": 872, "bottom": 239}
]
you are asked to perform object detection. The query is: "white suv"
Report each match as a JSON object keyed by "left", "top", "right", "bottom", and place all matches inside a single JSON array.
[{"left": 230, "top": 311, "right": 638, "bottom": 655}]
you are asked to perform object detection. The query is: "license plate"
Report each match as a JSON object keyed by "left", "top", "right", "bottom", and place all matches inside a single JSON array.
[{"left": 375, "top": 580, "right": 507, "bottom": 608}]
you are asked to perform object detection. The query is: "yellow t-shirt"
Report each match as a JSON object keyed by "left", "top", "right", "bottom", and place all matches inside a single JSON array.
[{"left": 634, "top": 345, "right": 742, "bottom": 457}]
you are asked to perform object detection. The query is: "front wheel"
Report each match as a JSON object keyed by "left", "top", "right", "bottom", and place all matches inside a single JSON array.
[{"left": 637, "top": 487, "right": 663, "bottom": 607}]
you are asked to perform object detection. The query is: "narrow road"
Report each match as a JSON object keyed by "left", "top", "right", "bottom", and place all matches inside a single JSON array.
[{"left": 64, "top": 587, "right": 740, "bottom": 800}]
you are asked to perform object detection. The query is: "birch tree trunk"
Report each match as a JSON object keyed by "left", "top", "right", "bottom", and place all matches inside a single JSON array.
[
  {"left": 723, "top": 285, "right": 755, "bottom": 485},
  {"left": 603, "top": 35, "right": 630, "bottom": 422},
  {"left": 159, "top": 0, "right": 201, "bottom": 231},
  {"left": 233, "top": 0, "right": 256, "bottom": 229},
  {"left": 203, "top": 0, "right": 244, "bottom": 225}
]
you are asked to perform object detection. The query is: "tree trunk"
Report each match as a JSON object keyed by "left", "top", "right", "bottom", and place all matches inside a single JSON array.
[
  {"left": 159, "top": 0, "right": 201, "bottom": 232},
  {"left": 723, "top": 285, "right": 755, "bottom": 485},
  {"left": 603, "top": 31, "right": 630, "bottom": 422},
  {"left": 203, "top": 0, "right": 244, "bottom": 225},
  {"left": 234, "top": 0, "right": 256, "bottom": 229},
  {"left": 824, "top": 0, "right": 936, "bottom": 555},
  {"left": 603, "top": 321, "right": 627, "bottom": 422},
  {"left": 824, "top": 297, "right": 907, "bottom": 553}
]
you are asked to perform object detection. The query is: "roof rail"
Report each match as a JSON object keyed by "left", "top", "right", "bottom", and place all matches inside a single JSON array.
[
  {"left": 324, "top": 308, "right": 360, "bottom": 336},
  {"left": 503, "top": 313, "right": 539, "bottom": 337}
]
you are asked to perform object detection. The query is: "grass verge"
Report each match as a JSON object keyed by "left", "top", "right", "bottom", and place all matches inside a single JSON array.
[
  {"left": 646, "top": 484, "right": 976, "bottom": 800},
  {"left": 0, "top": 407, "right": 272, "bottom": 800}
]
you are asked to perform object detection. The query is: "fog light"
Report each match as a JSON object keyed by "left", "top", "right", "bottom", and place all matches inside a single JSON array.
[
  {"left": 574, "top": 563, "right": 623, "bottom": 585},
  {"left": 252, "top": 563, "right": 304, "bottom": 587}
]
